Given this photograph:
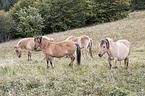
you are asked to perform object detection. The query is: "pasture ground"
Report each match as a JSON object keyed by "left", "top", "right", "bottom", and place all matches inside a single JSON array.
[{"left": 0, "top": 11, "right": 145, "bottom": 95}]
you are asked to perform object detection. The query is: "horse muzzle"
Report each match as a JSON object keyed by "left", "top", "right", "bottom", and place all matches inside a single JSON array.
[
  {"left": 98, "top": 54, "right": 103, "bottom": 57},
  {"left": 34, "top": 47, "right": 37, "bottom": 50},
  {"left": 18, "top": 55, "right": 21, "bottom": 58}
]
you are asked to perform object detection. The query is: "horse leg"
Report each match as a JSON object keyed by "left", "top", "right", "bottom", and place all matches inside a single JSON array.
[
  {"left": 46, "top": 56, "right": 54, "bottom": 69},
  {"left": 113, "top": 58, "right": 118, "bottom": 69},
  {"left": 46, "top": 56, "right": 50, "bottom": 68},
  {"left": 28, "top": 50, "right": 32, "bottom": 61},
  {"left": 69, "top": 54, "right": 75, "bottom": 66},
  {"left": 84, "top": 47, "right": 89, "bottom": 58},
  {"left": 47, "top": 60, "right": 54, "bottom": 69},
  {"left": 118, "top": 61, "right": 121, "bottom": 69},
  {"left": 108, "top": 58, "right": 112, "bottom": 70},
  {"left": 46, "top": 60, "right": 50, "bottom": 68},
  {"left": 49, "top": 57, "right": 54, "bottom": 69},
  {"left": 124, "top": 57, "right": 129, "bottom": 69},
  {"left": 50, "top": 61, "right": 54, "bottom": 69}
]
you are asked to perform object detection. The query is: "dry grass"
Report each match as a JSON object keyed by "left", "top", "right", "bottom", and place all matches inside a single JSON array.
[{"left": 0, "top": 11, "right": 145, "bottom": 95}]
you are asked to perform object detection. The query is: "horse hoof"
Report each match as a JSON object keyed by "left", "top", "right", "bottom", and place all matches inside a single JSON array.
[
  {"left": 69, "top": 64, "right": 72, "bottom": 66},
  {"left": 112, "top": 66, "right": 118, "bottom": 69},
  {"left": 28, "top": 59, "right": 32, "bottom": 61},
  {"left": 125, "top": 67, "right": 128, "bottom": 69}
]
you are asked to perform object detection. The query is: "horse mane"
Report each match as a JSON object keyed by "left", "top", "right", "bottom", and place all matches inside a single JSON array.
[
  {"left": 43, "top": 36, "right": 50, "bottom": 40},
  {"left": 105, "top": 38, "right": 113, "bottom": 49},
  {"left": 16, "top": 38, "right": 27, "bottom": 47},
  {"left": 106, "top": 38, "right": 113, "bottom": 42},
  {"left": 42, "top": 36, "right": 54, "bottom": 42},
  {"left": 66, "top": 36, "right": 75, "bottom": 40}
]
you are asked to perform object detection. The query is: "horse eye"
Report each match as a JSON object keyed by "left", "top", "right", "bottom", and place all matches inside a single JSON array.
[{"left": 103, "top": 46, "right": 105, "bottom": 48}]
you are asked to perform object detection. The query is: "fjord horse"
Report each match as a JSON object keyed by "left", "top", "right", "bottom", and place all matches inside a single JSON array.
[
  {"left": 34, "top": 36, "right": 81, "bottom": 68},
  {"left": 14, "top": 37, "right": 53, "bottom": 61},
  {"left": 98, "top": 38, "right": 131, "bottom": 69},
  {"left": 66, "top": 35, "right": 93, "bottom": 58}
]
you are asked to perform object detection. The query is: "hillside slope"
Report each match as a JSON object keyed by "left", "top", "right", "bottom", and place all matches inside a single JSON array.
[{"left": 0, "top": 11, "right": 145, "bottom": 95}]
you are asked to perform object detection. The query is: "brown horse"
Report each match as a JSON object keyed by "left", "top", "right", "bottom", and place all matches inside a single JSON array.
[
  {"left": 34, "top": 36, "right": 81, "bottom": 68},
  {"left": 66, "top": 35, "right": 93, "bottom": 58},
  {"left": 14, "top": 37, "right": 53, "bottom": 61},
  {"left": 98, "top": 38, "right": 131, "bottom": 69}
]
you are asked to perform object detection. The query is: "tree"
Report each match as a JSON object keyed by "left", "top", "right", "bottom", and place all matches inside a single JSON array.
[
  {"left": 0, "top": 0, "right": 19, "bottom": 11},
  {"left": 0, "top": 10, "right": 16, "bottom": 43},
  {"left": 16, "top": 6, "right": 44, "bottom": 37},
  {"left": 130, "top": 0, "right": 145, "bottom": 10}
]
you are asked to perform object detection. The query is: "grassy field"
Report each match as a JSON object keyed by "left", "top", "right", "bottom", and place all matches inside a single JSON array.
[{"left": 0, "top": 11, "right": 145, "bottom": 95}]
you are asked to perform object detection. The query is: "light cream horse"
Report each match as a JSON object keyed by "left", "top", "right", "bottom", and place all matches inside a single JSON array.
[
  {"left": 14, "top": 36, "right": 53, "bottom": 61},
  {"left": 98, "top": 38, "right": 131, "bottom": 69},
  {"left": 34, "top": 36, "right": 81, "bottom": 68},
  {"left": 66, "top": 35, "right": 93, "bottom": 58}
]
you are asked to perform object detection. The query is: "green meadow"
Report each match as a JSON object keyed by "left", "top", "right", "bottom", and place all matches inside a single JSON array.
[{"left": 0, "top": 11, "right": 145, "bottom": 95}]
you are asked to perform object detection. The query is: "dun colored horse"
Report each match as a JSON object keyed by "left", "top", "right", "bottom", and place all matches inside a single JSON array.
[
  {"left": 34, "top": 36, "right": 81, "bottom": 68},
  {"left": 98, "top": 38, "right": 131, "bottom": 69},
  {"left": 14, "top": 37, "right": 53, "bottom": 61},
  {"left": 66, "top": 35, "right": 93, "bottom": 58}
]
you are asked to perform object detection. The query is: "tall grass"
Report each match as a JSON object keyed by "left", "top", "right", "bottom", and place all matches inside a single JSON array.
[{"left": 0, "top": 11, "right": 145, "bottom": 95}]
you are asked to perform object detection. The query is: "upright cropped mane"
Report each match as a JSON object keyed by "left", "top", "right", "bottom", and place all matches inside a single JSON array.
[
  {"left": 16, "top": 38, "right": 27, "bottom": 47},
  {"left": 43, "top": 36, "right": 50, "bottom": 40},
  {"left": 106, "top": 38, "right": 113, "bottom": 42},
  {"left": 42, "top": 36, "right": 54, "bottom": 42}
]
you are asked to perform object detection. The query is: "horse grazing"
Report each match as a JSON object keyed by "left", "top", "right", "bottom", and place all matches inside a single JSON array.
[
  {"left": 14, "top": 37, "right": 53, "bottom": 61},
  {"left": 34, "top": 36, "right": 81, "bottom": 68},
  {"left": 66, "top": 35, "right": 93, "bottom": 58},
  {"left": 98, "top": 38, "right": 131, "bottom": 69}
]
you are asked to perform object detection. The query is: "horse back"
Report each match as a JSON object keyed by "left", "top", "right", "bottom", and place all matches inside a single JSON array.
[
  {"left": 44, "top": 40, "right": 76, "bottom": 57},
  {"left": 81, "top": 35, "right": 90, "bottom": 47},
  {"left": 66, "top": 36, "right": 76, "bottom": 41},
  {"left": 56, "top": 40, "right": 76, "bottom": 50},
  {"left": 19, "top": 38, "right": 34, "bottom": 49},
  {"left": 117, "top": 40, "right": 131, "bottom": 49}
]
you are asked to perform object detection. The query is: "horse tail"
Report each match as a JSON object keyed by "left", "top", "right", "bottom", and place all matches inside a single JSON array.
[
  {"left": 88, "top": 38, "right": 93, "bottom": 58},
  {"left": 75, "top": 43, "right": 81, "bottom": 65}
]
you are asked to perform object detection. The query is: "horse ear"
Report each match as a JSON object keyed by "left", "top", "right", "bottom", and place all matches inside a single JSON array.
[
  {"left": 34, "top": 37, "right": 37, "bottom": 42},
  {"left": 106, "top": 39, "right": 109, "bottom": 49}
]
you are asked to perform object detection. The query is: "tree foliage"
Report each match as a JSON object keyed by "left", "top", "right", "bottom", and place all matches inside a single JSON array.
[
  {"left": 130, "top": 0, "right": 145, "bottom": 10},
  {"left": 16, "top": 6, "right": 44, "bottom": 37},
  {"left": 0, "top": 0, "right": 145, "bottom": 42},
  {"left": 0, "top": 10, "right": 16, "bottom": 43},
  {"left": 0, "top": 0, "right": 19, "bottom": 11},
  {"left": 9, "top": 0, "right": 132, "bottom": 34}
]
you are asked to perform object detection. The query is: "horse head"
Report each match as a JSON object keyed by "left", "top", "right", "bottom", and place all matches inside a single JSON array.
[
  {"left": 34, "top": 36, "right": 43, "bottom": 50},
  {"left": 14, "top": 46, "right": 21, "bottom": 58},
  {"left": 98, "top": 38, "right": 110, "bottom": 57}
]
